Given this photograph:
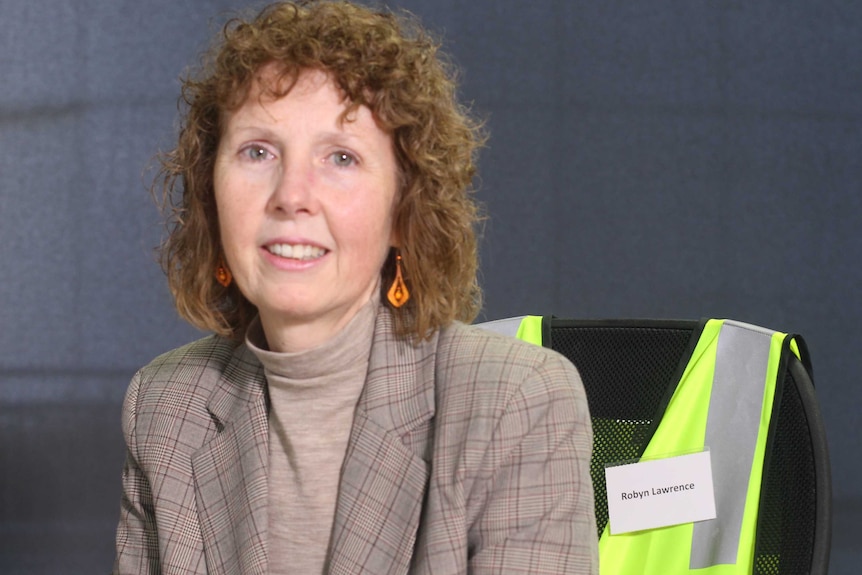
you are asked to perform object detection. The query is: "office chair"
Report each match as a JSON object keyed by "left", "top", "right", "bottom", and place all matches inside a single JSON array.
[{"left": 478, "top": 316, "right": 831, "bottom": 575}]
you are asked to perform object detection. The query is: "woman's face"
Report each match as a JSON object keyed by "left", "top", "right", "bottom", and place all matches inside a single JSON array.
[{"left": 214, "top": 68, "right": 399, "bottom": 352}]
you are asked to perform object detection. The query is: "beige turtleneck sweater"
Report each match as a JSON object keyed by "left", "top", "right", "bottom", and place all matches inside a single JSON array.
[{"left": 246, "top": 297, "right": 377, "bottom": 574}]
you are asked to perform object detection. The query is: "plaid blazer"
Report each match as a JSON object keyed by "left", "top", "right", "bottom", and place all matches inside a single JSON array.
[{"left": 113, "top": 308, "right": 597, "bottom": 574}]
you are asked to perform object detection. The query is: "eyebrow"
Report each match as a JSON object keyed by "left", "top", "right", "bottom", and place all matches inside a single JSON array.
[
  {"left": 226, "top": 125, "right": 280, "bottom": 139},
  {"left": 227, "top": 124, "right": 366, "bottom": 144}
]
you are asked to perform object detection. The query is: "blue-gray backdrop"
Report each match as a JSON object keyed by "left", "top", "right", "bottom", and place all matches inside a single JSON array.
[{"left": 1, "top": 0, "right": 859, "bottom": 572}]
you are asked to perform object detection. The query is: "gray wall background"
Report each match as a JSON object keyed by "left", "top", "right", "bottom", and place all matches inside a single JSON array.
[{"left": 1, "top": 0, "right": 859, "bottom": 572}]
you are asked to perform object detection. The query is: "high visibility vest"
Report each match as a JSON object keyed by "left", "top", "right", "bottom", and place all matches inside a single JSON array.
[{"left": 496, "top": 316, "right": 803, "bottom": 575}]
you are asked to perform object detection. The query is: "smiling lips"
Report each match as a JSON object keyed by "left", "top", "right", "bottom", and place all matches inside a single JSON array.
[{"left": 266, "top": 243, "right": 327, "bottom": 260}]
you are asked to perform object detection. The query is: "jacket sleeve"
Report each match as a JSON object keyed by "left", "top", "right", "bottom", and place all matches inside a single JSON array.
[
  {"left": 113, "top": 371, "right": 161, "bottom": 574},
  {"left": 467, "top": 352, "right": 598, "bottom": 574}
]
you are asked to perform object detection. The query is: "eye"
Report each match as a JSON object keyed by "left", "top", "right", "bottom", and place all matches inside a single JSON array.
[
  {"left": 241, "top": 145, "right": 274, "bottom": 162},
  {"left": 329, "top": 151, "right": 357, "bottom": 167}
]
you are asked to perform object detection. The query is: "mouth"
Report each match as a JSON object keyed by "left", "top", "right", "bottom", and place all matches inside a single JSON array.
[{"left": 265, "top": 243, "right": 328, "bottom": 261}]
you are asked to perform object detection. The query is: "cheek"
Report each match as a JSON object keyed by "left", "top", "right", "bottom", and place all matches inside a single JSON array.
[
  {"left": 215, "top": 175, "right": 254, "bottom": 238},
  {"left": 215, "top": 197, "right": 253, "bottom": 259},
  {"left": 355, "top": 204, "right": 396, "bottom": 253}
]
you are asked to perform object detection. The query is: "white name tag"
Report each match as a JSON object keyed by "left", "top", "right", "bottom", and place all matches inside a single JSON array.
[{"left": 604, "top": 450, "right": 716, "bottom": 535}]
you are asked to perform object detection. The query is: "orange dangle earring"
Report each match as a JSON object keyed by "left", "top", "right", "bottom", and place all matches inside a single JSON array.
[
  {"left": 387, "top": 252, "right": 410, "bottom": 308},
  {"left": 215, "top": 256, "right": 232, "bottom": 288}
]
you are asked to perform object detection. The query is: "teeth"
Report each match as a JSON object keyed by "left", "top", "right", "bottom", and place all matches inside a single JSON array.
[{"left": 267, "top": 243, "right": 326, "bottom": 260}]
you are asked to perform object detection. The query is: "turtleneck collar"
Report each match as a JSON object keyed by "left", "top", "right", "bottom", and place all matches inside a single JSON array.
[{"left": 245, "top": 294, "right": 379, "bottom": 384}]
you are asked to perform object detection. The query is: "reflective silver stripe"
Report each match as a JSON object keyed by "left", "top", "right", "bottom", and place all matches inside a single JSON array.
[
  {"left": 690, "top": 320, "right": 775, "bottom": 568},
  {"left": 473, "top": 316, "right": 528, "bottom": 338}
]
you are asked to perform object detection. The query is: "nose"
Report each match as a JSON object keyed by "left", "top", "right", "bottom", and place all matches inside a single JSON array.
[{"left": 267, "top": 160, "right": 316, "bottom": 217}]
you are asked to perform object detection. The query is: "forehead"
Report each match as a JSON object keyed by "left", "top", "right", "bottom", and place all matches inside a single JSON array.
[
  {"left": 253, "top": 65, "right": 329, "bottom": 100},
  {"left": 227, "top": 65, "right": 375, "bottom": 128},
  {"left": 220, "top": 63, "right": 393, "bottom": 142}
]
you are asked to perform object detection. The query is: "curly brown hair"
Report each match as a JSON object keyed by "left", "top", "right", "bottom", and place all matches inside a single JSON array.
[{"left": 156, "top": 0, "right": 485, "bottom": 342}]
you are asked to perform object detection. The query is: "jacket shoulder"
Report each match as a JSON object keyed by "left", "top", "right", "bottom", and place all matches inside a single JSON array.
[
  {"left": 435, "top": 321, "right": 586, "bottom": 411},
  {"left": 123, "top": 336, "right": 261, "bottom": 457},
  {"left": 134, "top": 335, "right": 250, "bottom": 397},
  {"left": 439, "top": 321, "right": 579, "bottom": 378}
]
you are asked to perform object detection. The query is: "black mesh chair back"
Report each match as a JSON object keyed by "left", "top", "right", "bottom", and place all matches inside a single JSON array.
[{"left": 541, "top": 318, "right": 831, "bottom": 575}]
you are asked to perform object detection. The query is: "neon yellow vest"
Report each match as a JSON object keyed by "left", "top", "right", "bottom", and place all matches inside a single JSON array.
[{"left": 512, "top": 316, "right": 801, "bottom": 575}]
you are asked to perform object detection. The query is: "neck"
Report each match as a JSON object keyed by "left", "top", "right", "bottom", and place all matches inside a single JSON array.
[{"left": 258, "top": 293, "right": 379, "bottom": 353}]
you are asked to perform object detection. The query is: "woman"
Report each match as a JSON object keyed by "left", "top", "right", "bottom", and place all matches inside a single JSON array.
[{"left": 113, "top": 1, "right": 597, "bottom": 573}]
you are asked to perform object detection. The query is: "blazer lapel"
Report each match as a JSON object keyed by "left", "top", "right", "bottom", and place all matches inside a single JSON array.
[
  {"left": 328, "top": 309, "right": 438, "bottom": 575},
  {"left": 192, "top": 344, "right": 270, "bottom": 575}
]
